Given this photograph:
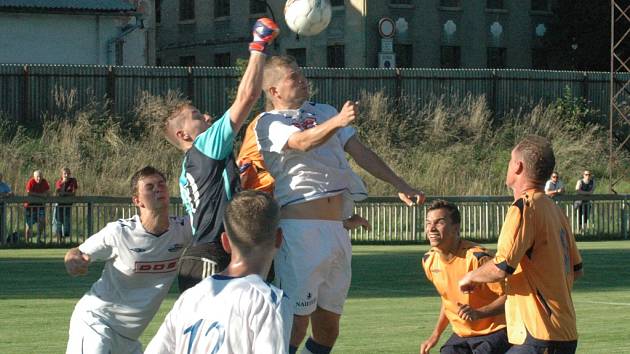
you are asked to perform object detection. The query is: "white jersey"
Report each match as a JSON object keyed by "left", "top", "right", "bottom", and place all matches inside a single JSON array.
[
  {"left": 74, "top": 215, "right": 192, "bottom": 340},
  {"left": 145, "top": 274, "right": 292, "bottom": 354},
  {"left": 254, "top": 101, "right": 368, "bottom": 207}
]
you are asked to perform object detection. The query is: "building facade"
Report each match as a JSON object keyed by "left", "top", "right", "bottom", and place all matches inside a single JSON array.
[
  {"left": 156, "top": 0, "right": 555, "bottom": 69},
  {"left": 0, "top": 0, "right": 155, "bottom": 66}
]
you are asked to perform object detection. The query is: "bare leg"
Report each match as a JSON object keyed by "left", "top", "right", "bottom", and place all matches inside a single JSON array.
[
  {"left": 310, "top": 307, "right": 340, "bottom": 348},
  {"left": 291, "top": 314, "right": 310, "bottom": 348}
]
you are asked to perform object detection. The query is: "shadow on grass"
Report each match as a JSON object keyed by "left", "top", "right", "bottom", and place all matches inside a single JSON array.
[{"left": 1, "top": 247, "right": 629, "bottom": 299}]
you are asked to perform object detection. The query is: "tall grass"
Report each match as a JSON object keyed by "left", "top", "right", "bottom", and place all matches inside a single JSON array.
[{"left": 0, "top": 89, "right": 627, "bottom": 196}]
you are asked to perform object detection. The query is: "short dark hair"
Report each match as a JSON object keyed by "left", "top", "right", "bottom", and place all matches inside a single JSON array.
[
  {"left": 130, "top": 166, "right": 166, "bottom": 197},
  {"left": 427, "top": 199, "right": 461, "bottom": 224},
  {"left": 223, "top": 191, "right": 280, "bottom": 254},
  {"left": 514, "top": 135, "right": 555, "bottom": 184}
]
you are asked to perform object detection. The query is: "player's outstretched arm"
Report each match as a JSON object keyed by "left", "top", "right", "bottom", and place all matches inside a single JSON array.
[
  {"left": 229, "top": 18, "right": 279, "bottom": 133},
  {"left": 420, "top": 306, "right": 449, "bottom": 354},
  {"left": 286, "top": 101, "right": 357, "bottom": 152},
  {"left": 459, "top": 261, "right": 507, "bottom": 293},
  {"left": 344, "top": 136, "right": 425, "bottom": 206},
  {"left": 64, "top": 247, "right": 90, "bottom": 277}
]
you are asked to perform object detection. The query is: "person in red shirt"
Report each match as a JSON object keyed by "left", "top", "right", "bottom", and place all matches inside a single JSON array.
[
  {"left": 53, "top": 167, "right": 78, "bottom": 239},
  {"left": 25, "top": 170, "right": 50, "bottom": 243}
]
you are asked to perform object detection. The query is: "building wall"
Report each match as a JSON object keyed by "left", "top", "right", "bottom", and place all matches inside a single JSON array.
[
  {"left": 0, "top": 12, "right": 147, "bottom": 65},
  {"left": 156, "top": 0, "right": 555, "bottom": 69}
]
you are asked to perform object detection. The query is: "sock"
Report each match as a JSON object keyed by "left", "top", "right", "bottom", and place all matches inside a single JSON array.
[
  {"left": 289, "top": 345, "right": 298, "bottom": 354},
  {"left": 300, "top": 338, "right": 332, "bottom": 354}
]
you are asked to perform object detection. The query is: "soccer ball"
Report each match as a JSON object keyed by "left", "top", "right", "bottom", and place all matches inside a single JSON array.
[{"left": 284, "top": 0, "right": 332, "bottom": 36}]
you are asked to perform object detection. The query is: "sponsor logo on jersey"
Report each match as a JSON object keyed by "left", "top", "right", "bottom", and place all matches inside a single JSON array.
[
  {"left": 168, "top": 243, "right": 185, "bottom": 252},
  {"left": 292, "top": 115, "right": 317, "bottom": 131},
  {"left": 296, "top": 292, "right": 316, "bottom": 308},
  {"left": 134, "top": 258, "right": 179, "bottom": 273},
  {"left": 130, "top": 248, "right": 146, "bottom": 253}
]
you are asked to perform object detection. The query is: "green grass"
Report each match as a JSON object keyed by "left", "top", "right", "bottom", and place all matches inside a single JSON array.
[{"left": 1, "top": 242, "right": 630, "bottom": 353}]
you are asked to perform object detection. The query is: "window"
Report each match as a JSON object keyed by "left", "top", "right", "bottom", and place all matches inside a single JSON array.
[
  {"left": 395, "top": 44, "right": 413, "bottom": 68},
  {"left": 115, "top": 41, "right": 124, "bottom": 66},
  {"left": 214, "top": 53, "right": 231, "bottom": 67},
  {"left": 179, "top": 55, "right": 196, "bottom": 67},
  {"left": 390, "top": 0, "right": 411, "bottom": 4},
  {"left": 286, "top": 48, "right": 307, "bottom": 67},
  {"left": 487, "top": 47, "right": 507, "bottom": 68},
  {"left": 486, "top": 0, "right": 503, "bottom": 9},
  {"left": 155, "top": 0, "right": 161, "bottom": 23},
  {"left": 331, "top": 0, "right": 344, "bottom": 6},
  {"left": 215, "top": 0, "right": 230, "bottom": 17},
  {"left": 531, "top": 0, "right": 549, "bottom": 11},
  {"left": 179, "top": 0, "right": 194, "bottom": 21},
  {"left": 327, "top": 45, "right": 345, "bottom": 68},
  {"left": 531, "top": 48, "right": 548, "bottom": 69},
  {"left": 249, "top": 0, "right": 267, "bottom": 14},
  {"left": 440, "top": 0, "right": 460, "bottom": 7},
  {"left": 440, "top": 46, "right": 460, "bottom": 68}
]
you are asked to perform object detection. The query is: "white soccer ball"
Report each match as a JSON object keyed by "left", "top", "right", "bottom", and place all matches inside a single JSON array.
[{"left": 284, "top": 0, "right": 332, "bottom": 36}]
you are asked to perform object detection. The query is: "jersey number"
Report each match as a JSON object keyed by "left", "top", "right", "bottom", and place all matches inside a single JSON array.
[{"left": 184, "top": 319, "right": 225, "bottom": 354}]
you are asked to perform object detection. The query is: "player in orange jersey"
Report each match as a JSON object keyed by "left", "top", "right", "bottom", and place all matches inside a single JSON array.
[
  {"left": 459, "top": 135, "right": 583, "bottom": 354},
  {"left": 420, "top": 200, "right": 510, "bottom": 354}
]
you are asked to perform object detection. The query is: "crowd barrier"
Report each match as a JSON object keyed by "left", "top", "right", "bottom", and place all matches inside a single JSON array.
[{"left": 0, "top": 195, "right": 627, "bottom": 246}]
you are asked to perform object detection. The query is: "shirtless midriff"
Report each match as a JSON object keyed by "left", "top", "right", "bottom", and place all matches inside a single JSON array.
[{"left": 280, "top": 194, "right": 343, "bottom": 221}]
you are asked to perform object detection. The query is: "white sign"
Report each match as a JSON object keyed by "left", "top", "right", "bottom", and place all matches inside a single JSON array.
[{"left": 381, "top": 38, "right": 393, "bottom": 53}]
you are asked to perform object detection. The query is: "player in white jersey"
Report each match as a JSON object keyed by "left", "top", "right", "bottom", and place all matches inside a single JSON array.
[
  {"left": 254, "top": 55, "right": 424, "bottom": 354},
  {"left": 64, "top": 166, "right": 193, "bottom": 354},
  {"left": 145, "top": 190, "right": 292, "bottom": 354}
]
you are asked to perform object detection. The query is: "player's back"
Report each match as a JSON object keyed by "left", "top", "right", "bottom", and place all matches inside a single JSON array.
[{"left": 145, "top": 274, "right": 292, "bottom": 354}]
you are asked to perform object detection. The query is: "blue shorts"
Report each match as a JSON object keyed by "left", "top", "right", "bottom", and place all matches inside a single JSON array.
[
  {"left": 441, "top": 328, "right": 511, "bottom": 354},
  {"left": 25, "top": 207, "right": 45, "bottom": 226}
]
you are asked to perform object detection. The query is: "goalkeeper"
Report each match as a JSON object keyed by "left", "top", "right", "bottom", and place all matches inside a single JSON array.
[{"left": 161, "top": 18, "right": 279, "bottom": 291}]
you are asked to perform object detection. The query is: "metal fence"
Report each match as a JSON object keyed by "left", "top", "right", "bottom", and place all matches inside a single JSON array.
[
  {"left": 1, "top": 195, "right": 627, "bottom": 247},
  {"left": 1, "top": 64, "right": 629, "bottom": 124}
]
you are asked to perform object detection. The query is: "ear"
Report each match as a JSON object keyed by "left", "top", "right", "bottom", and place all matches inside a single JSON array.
[
  {"left": 515, "top": 160, "right": 525, "bottom": 175},
  {"left": 268, "top": 86, "right": 279, "bottom": 99},
  {"left": 221, "top": 232, "right": 232, "bottom": 255},
  {"left": 175, "top": 129, "right": 191, "bottom": 142},
  {"left": 274, "top": 228, "right": 283, "bottom": 249},
  {"left": 131, "top": 195, "right": 142, "bottom": 208}
]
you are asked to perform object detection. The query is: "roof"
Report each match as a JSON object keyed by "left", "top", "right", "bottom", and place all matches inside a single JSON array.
[{"left": 0, "top": 0, "right": 135, "bottom": 12}]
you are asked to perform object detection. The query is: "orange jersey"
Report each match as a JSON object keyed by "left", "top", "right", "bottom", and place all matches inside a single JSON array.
[
  {"left": 237, "top": 115, "right": 275, "bottom": 194},
  {"left": 494, "top": 189, "right": 582, "bottom": 344},
  {"left": 422, "top": 240, "right": 506, "bottom": 337}
]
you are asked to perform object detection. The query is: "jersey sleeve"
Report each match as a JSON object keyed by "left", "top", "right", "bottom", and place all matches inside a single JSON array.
[
  {"left": 144, "top": 296, "right": 182, "bottom": 354},
  {"left": 568, "top": 231, "right": 583, "bottom": 273},
  {"left": 474, "top": 250, "right": 506, "bottom": 296},
  {"left": 193, "top": 110, "right": 234, "bottom": 160},
  {"left": 255, "top": 114, "right": 301, "bottom": 153},
  {"left": 493, "top": 199, "right": 534, "bottom": 275},
  {"left": 421, "top": 253, "right": 433, "bottom": 282},
  {"left": 250, "top": 289, "right": 292, "bottom": 353},
  {"left": 78, "top": 224, "right": 116, "bottom": 262}
]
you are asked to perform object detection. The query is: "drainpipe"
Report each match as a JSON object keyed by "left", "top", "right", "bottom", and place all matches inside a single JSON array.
[{"left": 107, "top": 15, "right": 144, "bottom": 65}]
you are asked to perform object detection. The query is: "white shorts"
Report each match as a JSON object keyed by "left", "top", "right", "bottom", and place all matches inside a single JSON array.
[
  {"left": 66, "top": 309, "right": 142, "bottom": 354},
  {"left": 274, "top": 219, "right": 352, "bottom": 316}
]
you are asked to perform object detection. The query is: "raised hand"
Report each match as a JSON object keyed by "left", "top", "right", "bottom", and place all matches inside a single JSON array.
[
  {"left": 336, "top": 101, "right": 358, "bottom": 127},
  {"left": 249, "top": 17, "right": 280, "bottom": 54}
]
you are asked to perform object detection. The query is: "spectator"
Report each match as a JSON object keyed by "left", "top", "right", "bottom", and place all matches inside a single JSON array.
[
  {"left": 544, "top": 171, "right": 564, "bottom": 198},
  {"left": 25, "top": 170, "right": 50, "bottom": 243},
  {"left": 0, "top": 172, "right": 13, "bottom": 244},
  {"left": 575, "top": 170, "right": 595, "bottom": 232},
  {"left": 53, "top": 167, "right": 78, "bottom": 239},
  {"left": 0, "top": 172, "right": 13, "bottom": 197}
]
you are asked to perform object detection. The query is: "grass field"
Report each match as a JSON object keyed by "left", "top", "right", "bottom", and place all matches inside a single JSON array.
[{"left": 1, "top": 241, "right": 629, "bottom": 353}]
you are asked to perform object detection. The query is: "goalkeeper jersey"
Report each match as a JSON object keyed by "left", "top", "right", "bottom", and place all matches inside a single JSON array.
[
  {"left": 422, "top": 240, "right": 506, "bottom": 337},
  {"left": 75, "top": 215, "right": 192, "bottom": 340},
  {"left": 145, "top": 274, "right": 292, "bottom": 354},
  {"left": 493, "top": 189, "right": 582, "bottom": 344}
]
